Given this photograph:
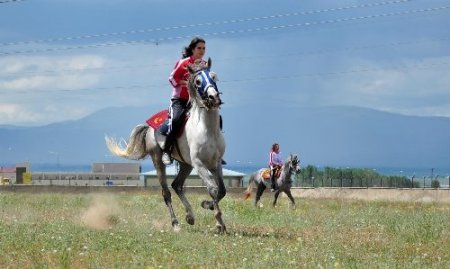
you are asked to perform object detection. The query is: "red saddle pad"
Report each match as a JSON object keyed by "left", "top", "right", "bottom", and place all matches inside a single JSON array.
[{"left": 146, "top": 109, "right": 168, "bottom": 129}]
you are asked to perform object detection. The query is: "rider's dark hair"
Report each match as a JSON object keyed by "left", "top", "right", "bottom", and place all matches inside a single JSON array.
[
  {"left": 271, "top": 143, "right": 279, "bottom": 152},
  {"left": 182, "top": 37, "right": 206, "bottom": 58}
]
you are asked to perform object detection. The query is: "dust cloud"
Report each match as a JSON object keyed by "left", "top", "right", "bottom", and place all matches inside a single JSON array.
[{"left": 80, "top": 194, "right": 120, "bottom": 230}]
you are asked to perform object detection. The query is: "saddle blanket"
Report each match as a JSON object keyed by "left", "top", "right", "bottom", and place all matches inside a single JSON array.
[
  {"left": 146, "top": 109, "right": 168, "bottom": 129},
  {"left": 261, "top": 169, "right": 271, "bottom": 180},
  {"left": 261, "top": 168, "right": 281, "bottom": 180},
  {"left": 146, "top": 109, "right": 188, "bottom": 137}
]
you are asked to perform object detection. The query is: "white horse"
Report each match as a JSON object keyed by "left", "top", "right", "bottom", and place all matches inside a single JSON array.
[
  {"left": 244, "top": 154, "right": 300, "bottom": 208},
  {"left": 105, "top": 58, "right": 227, "bottom": 233}
]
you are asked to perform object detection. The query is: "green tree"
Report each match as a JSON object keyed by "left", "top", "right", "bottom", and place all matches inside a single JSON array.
[{"left": 431, "top": 180, "right": 440, "bottom": 189}]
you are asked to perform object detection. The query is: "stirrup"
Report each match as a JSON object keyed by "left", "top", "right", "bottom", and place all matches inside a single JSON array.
[{"left": 162, "top": 152, "right": 173, "bottom": 165}]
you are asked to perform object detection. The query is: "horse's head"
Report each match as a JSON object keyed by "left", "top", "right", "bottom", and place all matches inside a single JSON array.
[
  {"left": 289, "top": 154, "right": 301, "bottom": 174},
  {"left": 187, "top": 58, "right": 223, "bottom": 109}
]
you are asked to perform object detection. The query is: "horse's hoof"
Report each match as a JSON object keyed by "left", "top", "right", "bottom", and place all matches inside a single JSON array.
[
  {"left": 186, "top": 215, "right": 195, "bottom": 225},
  {"left": 216, "top": 224, "right": 227, "bottom": 234},
  {"left": 173, "top": 224, "right": 181, "bottom": 233},
  {"left": 201, "top": 200, "right": 214, "bottom": 210}
]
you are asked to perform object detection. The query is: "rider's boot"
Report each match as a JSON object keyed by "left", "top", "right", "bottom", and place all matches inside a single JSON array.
[
  {"left": 162, "top": 136, "right": 174, "bottom": 166},
  {"left": 270, "top": 171, "right": 278, "bottom": 192}
]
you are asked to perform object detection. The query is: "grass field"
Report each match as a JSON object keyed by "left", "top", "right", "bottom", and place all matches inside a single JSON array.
[{"left": 0, "top": 190, "right": 449, "bottom": 268}]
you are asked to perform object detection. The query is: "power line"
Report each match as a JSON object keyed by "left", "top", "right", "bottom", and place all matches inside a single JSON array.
[
  {"left": 0, "top": 62, "right": 173, "bottom": 77},
  {"left": 0, "top": 0, "right": 25, "bottom": 3},
  {"left": 222, "top": 62, "right": 450, "bottom": 83},
  {"left": 1, "top": 5, "right": 449, "bottom": 57},
  {"left": 0, "top": 0, "right": 412, "bottom": 47},
  {"left": 2, "top": 61, "right": 449, "bottom": 95},
  {"left": 2, "top": 36, "right": 450, "bottom": 77}
]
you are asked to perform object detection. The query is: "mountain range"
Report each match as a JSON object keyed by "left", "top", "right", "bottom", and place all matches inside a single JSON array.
[{"left": 1, "top": 105, "right": 449, "bottom": 170}]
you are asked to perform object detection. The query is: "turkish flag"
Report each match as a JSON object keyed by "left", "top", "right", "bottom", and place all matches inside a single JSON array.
[{"left": 146, "top": 109, "right": 169, "bottom": 129}]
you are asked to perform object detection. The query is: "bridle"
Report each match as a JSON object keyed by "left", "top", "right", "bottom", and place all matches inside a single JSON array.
[
  {"left": 188, "top": 62, "right": 223, "bottom": 109},
  {"left": 287, "top": 155, "right": 301, "bottom": 178}
]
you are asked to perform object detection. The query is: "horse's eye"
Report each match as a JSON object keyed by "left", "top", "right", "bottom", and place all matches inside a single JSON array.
[
  {"left": 195, "top": 77, "right": 202, "bottom": 87},
  {"left": 209, "top": 72, "right": 218, "bottom": 81}
]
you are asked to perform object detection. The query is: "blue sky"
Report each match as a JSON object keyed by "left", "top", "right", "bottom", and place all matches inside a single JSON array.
[{"left": 0, "top": 0, "right": 450, "bottom": 126}]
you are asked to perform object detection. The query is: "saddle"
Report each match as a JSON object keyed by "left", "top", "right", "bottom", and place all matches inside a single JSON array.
[
  {"left": 261, "top": 168, "right": 281, "bottom": 181},
  {"left": 146, "top": 109, "right": 188, "bottom": 138}
]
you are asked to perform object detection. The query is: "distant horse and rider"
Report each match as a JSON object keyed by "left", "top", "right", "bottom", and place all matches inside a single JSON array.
[
  {"left": 244, "top": 154, "right": 301, "bottom": 208},
  {"left": 106, "top": 55, "right": 227, "bottom": 233}
]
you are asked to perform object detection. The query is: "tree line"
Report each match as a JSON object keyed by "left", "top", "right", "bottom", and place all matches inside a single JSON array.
[{"left": 294, "top": 166, "right": 443, "bottom": 188}]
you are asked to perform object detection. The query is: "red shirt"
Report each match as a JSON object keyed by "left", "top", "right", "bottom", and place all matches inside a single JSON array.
[{"left": 169, "top": 56, "right": 206, "bottom": 100}]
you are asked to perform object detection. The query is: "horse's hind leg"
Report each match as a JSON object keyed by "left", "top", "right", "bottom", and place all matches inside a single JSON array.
[
  {"left": 255, "top": 183, "right": 266, "bottom": 207},
  {"left": 152, "top": 156, "right": 180, "bottom": 231},
  {"left": 285, "top": 189, "right": 296, "bottom": 208},
  {"left": 171, "top": 162, "right": 194, "bottom": 225}
]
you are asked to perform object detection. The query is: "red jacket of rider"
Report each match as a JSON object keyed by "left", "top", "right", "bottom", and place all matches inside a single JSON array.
[{"left": 169, "top": 56, "right": 206, "bottom": 100}]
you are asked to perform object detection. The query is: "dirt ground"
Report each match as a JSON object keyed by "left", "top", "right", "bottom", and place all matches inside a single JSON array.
[
  {"left": 290, "top": 187, "right": 450, "bottom": 203},
  {"left": 2, "top": 185, "right": 449, "bottom": 203}
]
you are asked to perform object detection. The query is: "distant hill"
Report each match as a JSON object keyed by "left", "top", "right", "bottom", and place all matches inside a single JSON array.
[{"left": 1, "top": 105, "right": 449, "bottom": 169}]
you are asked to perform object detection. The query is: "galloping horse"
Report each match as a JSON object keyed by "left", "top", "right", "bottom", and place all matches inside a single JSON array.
[
  {"left": 244, "top": 154, "right": 300, "bottom": 208},
  {"left": 105, "top": 58, "right": 227, "bottom": 233}
]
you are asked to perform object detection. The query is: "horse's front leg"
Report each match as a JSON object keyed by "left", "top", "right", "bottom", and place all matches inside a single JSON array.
[
  {"left": 152, "top": 156, "right": 180, "bottom": 231},
  {"left": 285, "top": 188, "right": 296, "bottom": 208},
  {"left": 171, "top": 162, "right": 195, "bottom": 225},
  {"left": 272, "top": 190, "right": 281, "bottom": 207},
  {"left": 197, "top": 162, "right": 227, "bottom": 233}
]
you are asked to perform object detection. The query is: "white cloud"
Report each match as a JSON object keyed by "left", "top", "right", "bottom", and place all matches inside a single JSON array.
[
  {"left": 314, "top": 55, "right": 450, "bottom": 116},
  {"left": 0, "top": 104, "right": 43, "bottom": 124},
  {"left": 0, "top": 55, "right": 105, "bottom": 91},
  {"left": 1, "top": 75, "right": 100, "bottom": 91},
  {"left": 0, "top": 54, "right": 109, "bottom": 124}
]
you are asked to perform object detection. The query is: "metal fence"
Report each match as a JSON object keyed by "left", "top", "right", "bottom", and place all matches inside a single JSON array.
[{"left": 291, "top": 175, "right": 450, "bottom": 189}]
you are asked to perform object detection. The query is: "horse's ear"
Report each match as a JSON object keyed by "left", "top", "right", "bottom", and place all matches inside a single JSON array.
[{"left": 207, "top": 57, "right": 212, "bottom": 69}]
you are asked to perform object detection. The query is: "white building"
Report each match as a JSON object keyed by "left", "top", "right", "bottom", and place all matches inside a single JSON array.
[{"left": 142, "top": 164, "right": 245, "bottom": 187}]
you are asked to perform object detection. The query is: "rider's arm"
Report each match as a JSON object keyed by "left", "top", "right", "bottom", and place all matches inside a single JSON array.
[{"left": 169, "top": 58, "right": 188, "bottom": 87}]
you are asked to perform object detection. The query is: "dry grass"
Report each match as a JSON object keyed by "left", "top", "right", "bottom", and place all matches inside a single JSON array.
[{"left": 0, "top": 191, "right": 449, "bottom": 268}]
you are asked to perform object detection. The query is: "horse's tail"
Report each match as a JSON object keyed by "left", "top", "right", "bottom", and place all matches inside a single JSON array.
[
  {"left": 243, "top": 173, "right": 256, "bottom": 200},
  {"left": 105, "top": 124, "right": 149, "bottom": 160}
]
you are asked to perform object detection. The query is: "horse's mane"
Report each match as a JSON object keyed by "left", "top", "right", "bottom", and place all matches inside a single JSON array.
[
  {"left": 282, "top": 155, "right": 293, "bottom": 169},
  {"left": 280, "top": 155, "right": 298, "bottom": 182}
]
